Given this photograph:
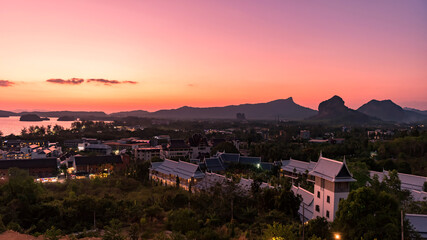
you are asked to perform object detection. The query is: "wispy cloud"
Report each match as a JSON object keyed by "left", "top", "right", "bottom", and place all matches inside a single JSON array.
[
  {"left": 46, "top": 78, "right": 84, "bottom": 85},
  {"left": 0, "top": 80, "right": 15, "bottom": 87},
  {"left": 122, "top": 81, "right": 138, "bottom": 84},
  {"left": 87, "top": 79, "right": 138, "bottom": 85},
  {"left": 46, "top": 78, "right": 137, "bottom": 86}
]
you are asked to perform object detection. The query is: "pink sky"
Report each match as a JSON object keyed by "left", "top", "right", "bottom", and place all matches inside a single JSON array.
[{"left": 0, "top": 0, "right": 426, "bottom": 112}]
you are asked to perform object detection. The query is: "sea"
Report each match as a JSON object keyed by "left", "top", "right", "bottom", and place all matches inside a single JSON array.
[{"left": 0, "top": 116, "right": 74, "bottom": 136}]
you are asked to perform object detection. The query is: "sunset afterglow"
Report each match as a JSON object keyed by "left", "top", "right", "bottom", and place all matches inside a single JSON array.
[{"left": 1, "top": 0, "right": 426, "bottom": 112}]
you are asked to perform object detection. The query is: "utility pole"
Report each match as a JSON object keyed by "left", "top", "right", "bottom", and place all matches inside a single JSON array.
[{"left": 401, "top": 210, "right": 404, "bottom": 240}]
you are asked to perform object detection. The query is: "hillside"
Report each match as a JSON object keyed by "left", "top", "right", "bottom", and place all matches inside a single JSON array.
[
  {"left": 358, "top": 100, "right": 427, "bottom": 123},
  {"left": 144, "top": 97, "right": 317, "bottom": 120},
  {"left": 309, "top": 95, "right": 377, "bottom": 124}
]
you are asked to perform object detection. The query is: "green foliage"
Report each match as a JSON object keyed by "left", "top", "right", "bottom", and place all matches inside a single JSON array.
[
  {"left": 44, "top": 226, "right": 62, "bottom": 240},
  {"left": 103, "top": 219, "right": 125, "bottom": 240},
  {"left": 128, "top": 223, "right": 141, "bottom": 240},
  {"left": 305, "top": 217, "right": 330, "bottom": 239},
  {"left": 0, "top": 216, "right": 6, "bottom": 233},
  {"left": 333, "top": 187, "right": 401, "bottom": 239},
  {"left": 262, "top": 222, "right": 298, "bottom": 240},
  {"left": 167, "top": 209, "right": 199, "bottom": 234}
]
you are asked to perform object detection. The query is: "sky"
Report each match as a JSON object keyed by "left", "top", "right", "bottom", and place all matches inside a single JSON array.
[{"left": 0, "top": 0, "right": 426, "bottom": 113}]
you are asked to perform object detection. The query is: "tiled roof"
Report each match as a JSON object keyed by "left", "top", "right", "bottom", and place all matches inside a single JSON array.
[
  {"left": 194, "top": 172, "right": 229, "bottom": 191},
  {"left": 260, "top": 162, "right": 273, "bottom": 171},
  {"left": 291, "top": 185, "right": 314, "bottom": 220},
  {"left": 239, "top": 156, "right": 261, "bottom": 165},
  {"left": 369, "top": 170, "right": 427, "bottom": 191},
  {"left": 411, "top": 190, "right": 427, "bottom": 202},
  {"left": 281, "top": 159, "right": 312, "bottom": 174},
  {"left": 151, "top": 159, "right": 205, "bottom": 180},
  {"left": 205, "top": 157, "right": 225, "bottom": 172},
  {"left": 309, "top": 156, "right": 355, "bottom": 182},
  {"left": 406, "top": 214, "right": 427, "bottom": 239},
  {"left": 218, "top": 153, "right": 240, "bottom": 163}
]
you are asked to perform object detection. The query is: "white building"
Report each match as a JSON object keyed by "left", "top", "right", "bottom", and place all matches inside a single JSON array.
[{"left": 309, "top": 156, "right": 355, "bottom": 221}]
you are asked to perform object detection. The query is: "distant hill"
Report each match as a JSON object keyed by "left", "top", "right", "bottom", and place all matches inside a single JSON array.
[
  {"left": 358, "top": 100, "right": 427, "bottom": 123},
  {"left": 19, "top": 111, "right": 108, "bottom": 119},
  {"left": 404, "top": 107, "right": 427, "bottom": 116},
  {"left": 141, "top": 98, "right": 317, "bottom": 120},
  {"left": 109, "top": 110, "right": 150, "bottom": 118},
  {"left": 309, "top": 95, "right": 376, "bottom": 124},
  {"left": 0, "top": 110, "right": 18, "bottom": 117}
]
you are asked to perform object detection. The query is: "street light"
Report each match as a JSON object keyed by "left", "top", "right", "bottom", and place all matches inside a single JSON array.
[{"left": 334, "top": 233, "right": 341, "bottom": 239}]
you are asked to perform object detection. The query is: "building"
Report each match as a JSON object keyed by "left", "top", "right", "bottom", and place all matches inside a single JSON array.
[
  {"left": 309, "top": 156, "right": 355, "bottom": 221},
  {"left": 291, "top": 185, "right": 314, "bottom": 222},
  {"left": 370, "top": 170, "right": 427, "bottom": 202},
  {"left": 105, "top": 138, "right": 150, "bottom": 153},
  {"left": 149, "top": 159, "right": 205, "bottom": 191},
  {"left": 83, "top": 144, "right": 112, "bottom": 155},
  {"left": 0, "top": 158, "right": 58, "bottom": 182},
  {"left": 71, "top": 155, "right": 124, "bottom": 175},
  {"left": 189, "top": 134, "right": 211, "bottom": 159},
  {"left": 135, "top": 147, "right": 162, "bottom": 162},
  {"left": 406, "top": 214, "right": 427, "bottom": 239},
  {"left": 163, "top": 139, "right": 191, "bottom": 160},
  {"left": 280, "top": 158, "right": 316, "bottom": 181}
]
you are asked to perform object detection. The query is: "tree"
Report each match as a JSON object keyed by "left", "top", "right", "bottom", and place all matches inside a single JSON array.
[
  {"left": 333, "top": 187, "right": 402, "bottom": 239},
  {"left": 44, "top": 226, "right": 62, "bottom": 240},
  {"left": 262, "top": 222, "right": 298, "bottom": 240},
  {"left": 167, "top": 209, "right": 199, "bottom": 234},
  {"left": 103, "top": 219, "right": 125, "bottom": 240},
  {"left": 305, "top": 217, "right": 330, "bottom": 240},
  {"left": 128, "top": 223, "right": 141, "bottom": 240}
]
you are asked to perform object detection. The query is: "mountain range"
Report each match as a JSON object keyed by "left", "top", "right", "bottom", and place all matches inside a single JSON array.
[{"left": 1, "top": 97, "right": 426, "bottom": 123}]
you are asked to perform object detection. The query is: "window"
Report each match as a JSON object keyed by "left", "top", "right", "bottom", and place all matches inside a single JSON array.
[
  {"left": 317, "top": 191, "right": 320, "bottom": 198},
  {"left": 327, "top": 196, "right": 330, "bottom": 203},
  {"left": 315, "top": 205, "right": 320, "bottom": 212},
  {"left": 326, "top": 211, "right": 330, "bottom": 218},
  {"left": 321, "top": 179, "right": 325, "bottom": 189}
]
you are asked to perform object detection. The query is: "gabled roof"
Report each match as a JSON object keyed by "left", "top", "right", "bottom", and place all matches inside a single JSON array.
[
  {"left": 194, "top": 172, "right": 229, "bottom": 191},
  {"left": 260, "top": 162, "right": 273, "bottom": 171},
  {"left": 411, "top": 190, "right": 427, "bottom": 202},
  {"left": 205, "top": 157, "right": 225, "bottom": 172},
  {"left": 309, "top": 156, "right": 355, "bottom": 182},
  {"left": 406, "top": 214, "right": 427, "bottom": 239},
  {"left": 151, "top": 159, "right": 205, "bottom": 180},
  {"left": 74, "top": 155, "right": 122, "bottom": 166},
  {"left": 291, "top": 185, "right": 314, "bottom": 220},
  {"left": 369, "top": 170, "right": 427, "bottom": 191},
  {"left": 0, "top": 158, "right": 57, "bottom": 169},
  {"left": 281, "top": 159, "right": 313, "bottom": 174},
  {"left": 218, "top": 153, "right": 240, "bottom": 163},
  {"left": 239, "top": 156, "right": 261, "bottom": 165},
  {"left": 175, "top": 160, "right": 205, "bottom": 179}
]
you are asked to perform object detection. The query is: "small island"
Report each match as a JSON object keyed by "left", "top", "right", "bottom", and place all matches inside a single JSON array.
[
  {"left": 57, "top": 116, "right": 77, "bottom": 121},
  {"left": 20, "top": 114, "right": 50, "bottom": 121}
]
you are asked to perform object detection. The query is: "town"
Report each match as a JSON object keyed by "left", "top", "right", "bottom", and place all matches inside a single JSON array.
[{"left": 0, "top": 118, "right": 426, "bottom": 239}]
